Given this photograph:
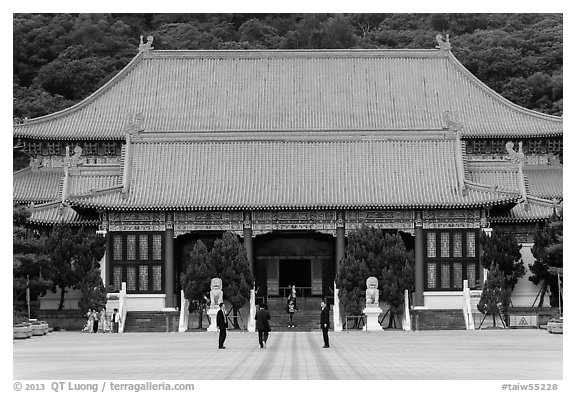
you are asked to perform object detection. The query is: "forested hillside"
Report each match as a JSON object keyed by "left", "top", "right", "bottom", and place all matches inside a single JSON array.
[{"left": 13, "top": 13, "right": 562, "bottom": 121}]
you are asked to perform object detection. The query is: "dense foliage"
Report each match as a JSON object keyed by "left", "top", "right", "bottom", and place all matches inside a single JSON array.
[
  {"left": 13, "top": 13, "right": 562, "bottom": 121},
  {"left": 530, "top": 217, "right": 563, "bottom": 308},
  {"left": 477, "top": 263, "right": 510, "bottom": 328},
  {"left": 336, "top": 226, "right": 413, "bottom": 327},
  {"left": 180, "top": 232, "right": 254, "bottom": 328}
]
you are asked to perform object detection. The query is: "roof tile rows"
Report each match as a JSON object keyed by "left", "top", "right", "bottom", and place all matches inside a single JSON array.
[
  {"left": 28, "top": 203, "right": 99, "bottom": 226},
  {"left": 14, "top": 50, "right": 562, "bottom": 140},
  {"left": 524, "top": 166, "right": 563, "bottom": 200},
  {"left": 67, "top": 138, "right": 518, "bottom": 210},
  {"left": 13, "top": 168, "right": 62, "bottom": 204}
]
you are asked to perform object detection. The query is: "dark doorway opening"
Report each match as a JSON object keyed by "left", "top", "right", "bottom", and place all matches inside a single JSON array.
[{"left": 279, "top": 259, "right": 311, "bottom": 296}]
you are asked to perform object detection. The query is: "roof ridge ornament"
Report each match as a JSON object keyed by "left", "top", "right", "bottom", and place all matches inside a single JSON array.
[
  {"left": 505, "top": 141, "right": 526, "bottom": 165},
  {"left": 442, "top": 111, "right": 463, "bottom": 134},
  {"left": 435, "top": 33, "right": 451, "bottom": 51},
  {"left": 125, "top": 112, "right": 145, "bottom": 135},
  {"left": 64, "top": 145, "right": 83, "bottom": 167},
  {"left": 139, "top": 35, "right": 154, "bottom": 53}
]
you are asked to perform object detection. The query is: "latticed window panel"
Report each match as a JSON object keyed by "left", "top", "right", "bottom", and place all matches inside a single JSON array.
[
  {"left": 139, "top": 234, "right": 148, "bottom": 260},
  {"left": 453, "top": 263, "right": 463, "bottom": 289},
  {"left": 152, "top": 235, "right": 162, "bottom": 260},
  {"left": 102, "top": 142, "right": 118, "bottom": 156},
  {"left": 83, "top": 142, "right": 98, "bottom": 155},
  {"left": 440, "top": 263, "right": 451, "bottom": 289},
  {"left": 113, "top": 235, "right": 122, "bottom": 260},
  {"left": 466, "top": 232, "right": 476, "bottom": 258},
  {"left": 427, "top": 263, "right": 437, "bottom": 289},
  {"left": 27, "top": 142, "right": 43, "bottom": 156},
  {"left": 126, "top": 235, "right": 136, "bottom": 260},
  {"left": 427, "top": 233, "right": 436, "bottom": 258},
  {"left": 127, "top": 266, "right": 136, "bottom": 291},
  {"left": 152, "top": 266, "right": 162, "bottom": 291},
  {"left": 139, "top": 266, "right": 149, "bottom": 291},
  {"left": 113, "top": 266, "right": 122, "bottom": 291},
  {"left": 46, "top": 142, "right": 61, "bottom": 155},
  {"left": 453, "top": 233, "right": 462, "bottom": 258},
  {"left": 467, "top": 263, "right": 477, "bottom": 287},
  {"left": 440, "top": 232, "right": 450, "bottom": 258}
]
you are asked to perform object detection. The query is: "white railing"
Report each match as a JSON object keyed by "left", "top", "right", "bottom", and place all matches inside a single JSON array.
[
  {"left": 402, "top": 289, "right": 411, "bottom": 331},
  {"left": 118, "top": 282, "right": 127, "bottom": 333},
  {"left": 333, "top": 282, "right": 342, "bottom": 332},
  {"left": 178, "top": 290, "right": 190, "bottom": 332},
  {"left": 462, "top": 280, "right": 475, "bottom": 330}
]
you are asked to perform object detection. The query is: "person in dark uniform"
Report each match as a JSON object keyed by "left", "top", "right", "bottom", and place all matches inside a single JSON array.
[
  {"left": 216, "top": 302, "right": 228, "bottom": 349},
  {"left": 320, "top": 300, "right": 330, "bottom": 348},
  {"left": 255, "top": 304, "right": 271, "bottom": 348}
]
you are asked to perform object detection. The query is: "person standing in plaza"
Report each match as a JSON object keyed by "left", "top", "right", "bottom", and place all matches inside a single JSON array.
[
  {"left": 320, "top": 300, "right": 330, "bottom": 348},
  {"left": 85, "top": 308, "right": 94, "bottom": 333},
  {"left": 255, "top": 304, "right": 271, "bottom": 348},
  {"left": 111, "top": 308, "right": 120, "bottom": 333},
  {"left": 216, "top": 302, "right": 228, "bottom": 349},
  {"left": 286, "top": 285, "right": 298, "bottom": 328},
  {"left": 92, "top": 308, "right": 99, "bottom": 333}
]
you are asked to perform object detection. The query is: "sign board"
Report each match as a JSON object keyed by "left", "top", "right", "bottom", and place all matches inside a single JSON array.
[{"left": 509, "top": 314, "right": 538, "bottom": 328}]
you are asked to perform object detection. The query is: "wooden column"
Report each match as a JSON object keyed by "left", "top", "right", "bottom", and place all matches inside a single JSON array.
[
  {"left": 414, "top": 211, "right": 424, "bottom": 307},
  {"left": 336, "top": 211, "right": 345, "bottom": 274},
  {"left": 165, "top": 214, "right": 175, "bottom": 309},
  {"left": 243, "top": 211, "right": 254, "bottom": 272}
]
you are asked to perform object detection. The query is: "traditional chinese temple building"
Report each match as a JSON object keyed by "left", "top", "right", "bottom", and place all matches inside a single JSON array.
[{"left": 13, "top": 38, "right": 562, "bottom": 318}]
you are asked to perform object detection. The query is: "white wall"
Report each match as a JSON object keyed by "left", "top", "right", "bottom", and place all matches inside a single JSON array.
[
  {"left": 510, "top": 243, "right": 549, "bottom": 307},
  {"left": 39, "top": 287, "right": 82, "bottom": 310},
  {"left": 423, "top": 292, "right": 463, "bottom": 309},
  {"left": 124, "top": 294, "right": 166, "bottom": 311}
]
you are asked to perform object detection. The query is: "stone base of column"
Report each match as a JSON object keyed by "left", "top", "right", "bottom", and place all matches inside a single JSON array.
[
  {"left": 207, "top": 308, "right": 219, "bottom": 332},
  {"left": 363, "top": 306, "right": 383, "bottom": 331}
]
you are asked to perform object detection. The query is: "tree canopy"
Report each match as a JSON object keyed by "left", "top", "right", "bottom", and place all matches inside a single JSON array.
[
  {"left": 13, "top": 13, "right": 562, "bottom": 121},
  {"left": 530, "top": 217, "right": 563, "bottom": 307}
]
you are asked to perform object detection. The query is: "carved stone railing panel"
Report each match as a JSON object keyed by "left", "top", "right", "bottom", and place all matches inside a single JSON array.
[
  {"left": 108, "top": 211, "right": 166, "bottom": 231},
  {"left": 422, "top": 209, "right": 481, "bottom": 229},
  {"left": 174, "top": 211, "right": 243, "bottom": 237}
]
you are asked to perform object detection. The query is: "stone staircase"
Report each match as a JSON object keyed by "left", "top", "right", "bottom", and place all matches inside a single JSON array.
[
  {"left": 264, "top": 297, "right": 332, "bottom": 331},
  {"left": 410, "top": 309, "right": 467, "bottom": 330},
  {"left": 123, "top": 311, "right": 180, "bottom": 333}
]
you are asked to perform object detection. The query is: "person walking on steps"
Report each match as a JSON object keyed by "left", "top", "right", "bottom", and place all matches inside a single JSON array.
[
  {"left": 320, "top": 300, "right": 330, "bottom": 348},
  {"left": 255, "top": 304, "right": 271, "bottom": 348},
  {"left": 217, "top": 302, "right": 228, "bottom": 349},
  {"left": 286, "top": 285, "right": 298, "bottom": 328}
]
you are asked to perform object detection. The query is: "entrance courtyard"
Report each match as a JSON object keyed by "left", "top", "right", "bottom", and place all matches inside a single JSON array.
[{"left": 13, "top": 329, "right": 562, "bottom": 380}]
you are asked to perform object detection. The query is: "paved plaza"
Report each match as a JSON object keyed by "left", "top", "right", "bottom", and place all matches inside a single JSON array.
[{"left": 13, "top": 329, "right": 562, "bottom": 380}]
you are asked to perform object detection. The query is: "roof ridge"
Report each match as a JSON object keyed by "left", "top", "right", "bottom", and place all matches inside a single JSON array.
[
  {"left": 447, "top": 51, "right": 563, "bottom": 125},
  {"left": 13, "top": 52, "right": 144, "bottom": 128}
]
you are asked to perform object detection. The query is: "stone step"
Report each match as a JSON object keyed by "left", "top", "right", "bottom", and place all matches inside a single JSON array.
[
  {"left": 124, "top": 311, "right": 179, "bottom": 333},
  {"left": 410, "top": 309, "right": 466, "bottom": 330}
]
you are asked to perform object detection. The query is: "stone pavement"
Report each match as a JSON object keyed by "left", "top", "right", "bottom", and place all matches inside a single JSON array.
[{"left": 13, "top": 329, "right": 562, "bottom": 380}]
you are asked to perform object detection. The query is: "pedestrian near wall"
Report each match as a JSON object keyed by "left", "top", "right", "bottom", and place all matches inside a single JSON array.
[
  {"left": 255, "top": 304, "right": 271, "bottom": 348},
  {"left": 286, "top": 285, "right": 298, "bottom": 328},
  {"left": 92, "top": 308, "right": 99, "bottom": 334},
  {"left": 320, "top": 300, "right": 330, "bottom": 348},
  {"left": 216, "top": 302, "right": 228, "bottom": 349}
]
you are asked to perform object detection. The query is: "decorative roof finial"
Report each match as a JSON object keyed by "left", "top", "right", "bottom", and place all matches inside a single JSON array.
[
  {"left": 64, "top": 145, "right": 83, "bottom": 167},
  {"left": 125, "top": 112, "right": 145, "bottom": 135},
  {"left": 505, "top": 141, "right": 525, "bottom": 165},
  {"left": 139, "top": 35, "right": 154, "bottom": 53},
  {"left": 435, "top": 33, "right": 451, "bottom": 51},
  {"left": 442, "top": 111, "right": 463, "bottom": 133}
]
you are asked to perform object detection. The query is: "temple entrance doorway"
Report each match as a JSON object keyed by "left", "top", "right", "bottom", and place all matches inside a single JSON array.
[
  {"left": 279, "top": 259, "right": 311, "bottom": 296},
  {"left": 253, "top": 231, "right": 335, "bottom": 299}
]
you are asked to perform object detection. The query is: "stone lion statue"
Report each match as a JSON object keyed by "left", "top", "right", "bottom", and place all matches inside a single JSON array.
[
  {"left": 209, "top": 278, "right": 223, "bottom": 309},
  {"left": 365, "top": 276, "right": 379, "bottom": 306}
]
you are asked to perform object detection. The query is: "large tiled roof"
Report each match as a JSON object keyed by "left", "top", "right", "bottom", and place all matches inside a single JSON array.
[
  {"left": 13, "top": 168, "right": 62, "bottom": 204},
  {"left": 490, "top": 197, "right": 560, "bottom": 223},
  {"left": 66, "top": 134, "right": 519, "bottom": 210},
  {"left": 524, "top": 166, "right": 563, "bottom": 200},
  {"left": 14, "top": 49, "right": 562, "bottom": 140},
  {"left": 467, "top": 161, "right": 520, "bottom": 193},
  {"left": 28, "top": 202, "right": 99, "bottom": 226},
  {"left": 67, "top": 170, "right": 122, "bottom": 197}
]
